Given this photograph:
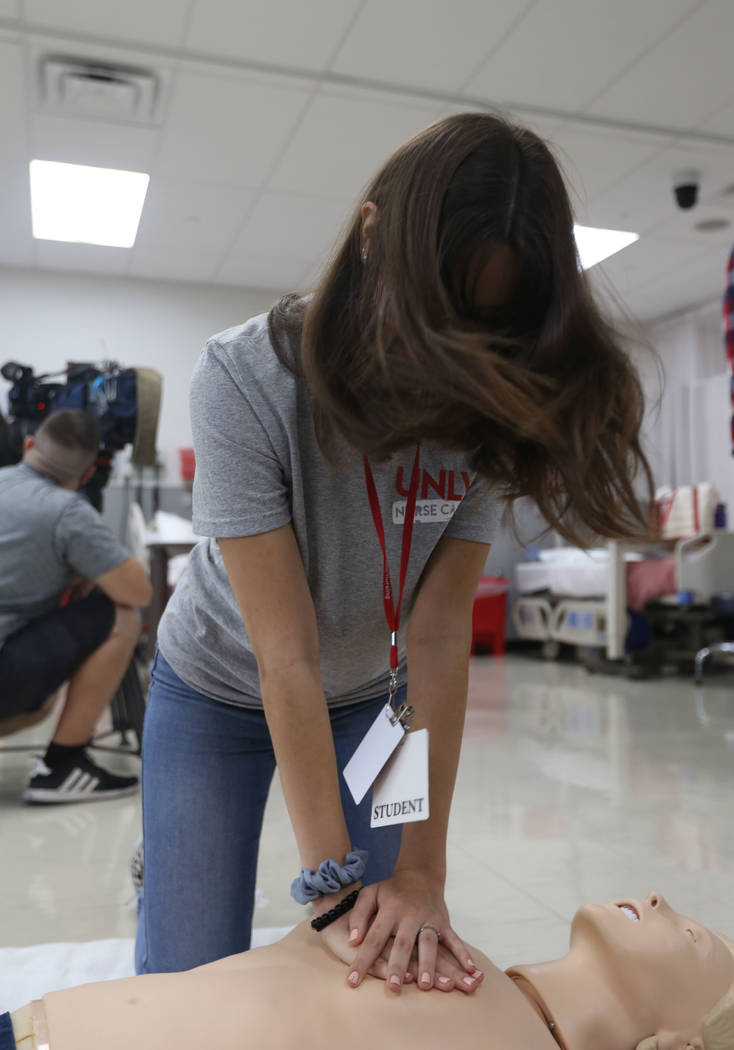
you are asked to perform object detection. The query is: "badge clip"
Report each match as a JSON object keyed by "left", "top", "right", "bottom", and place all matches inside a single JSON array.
[
  {"left": 389, "top": 701, "right": 414, "bottom": 731},
  {"left": 386, "top": 667, "right": 414, "bottom": 730}
]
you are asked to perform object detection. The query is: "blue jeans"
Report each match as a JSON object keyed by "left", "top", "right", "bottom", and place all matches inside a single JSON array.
[{"left": 135, "top": 649, "right": 403, "bottom": 974}]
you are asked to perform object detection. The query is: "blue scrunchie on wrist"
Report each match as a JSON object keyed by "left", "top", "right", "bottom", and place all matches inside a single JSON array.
[{"left": 290, "top": 849, "right": 368, "bottom": 904}]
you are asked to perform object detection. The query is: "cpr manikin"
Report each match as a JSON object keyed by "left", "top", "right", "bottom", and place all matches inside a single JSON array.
[{"left": 8, "top": 893, "right": 734, "bottom": 1050}]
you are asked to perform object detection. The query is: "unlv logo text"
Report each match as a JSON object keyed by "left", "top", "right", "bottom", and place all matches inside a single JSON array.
[{"left": 395, "top": 467, "right": 471, "bottom": 502}]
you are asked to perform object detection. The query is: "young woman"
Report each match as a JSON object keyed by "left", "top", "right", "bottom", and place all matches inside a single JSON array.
[
  {"left": 136, "top": 111, "right": 654, "bottom": 992},
  {"left": 8, "top": 893, "right": 734, "bottom": 1050}
]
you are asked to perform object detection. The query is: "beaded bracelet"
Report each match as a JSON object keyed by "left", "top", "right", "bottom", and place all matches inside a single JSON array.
[{"left": 310, "top": 888, "right": 360, "bottom": 933}]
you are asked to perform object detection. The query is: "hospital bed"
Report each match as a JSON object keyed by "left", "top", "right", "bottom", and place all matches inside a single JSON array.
[{"left": 513, "top": 532, "right": 734, "bottom": 662}]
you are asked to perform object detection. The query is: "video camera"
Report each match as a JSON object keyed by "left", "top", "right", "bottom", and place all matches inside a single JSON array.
[{"left": 0, "top": 360, "right": 162, "bottom": 510}]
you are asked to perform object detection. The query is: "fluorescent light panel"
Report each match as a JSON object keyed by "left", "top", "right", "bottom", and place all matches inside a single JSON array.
[
  {"left": 574, "top": 224, "right": 639, "bottom": 270},
  {"left": 29, "top": 160, "right": 149, "bottom": 248},
  {"left": 28, "top": 161, "right": 634, "bottom": 266}
]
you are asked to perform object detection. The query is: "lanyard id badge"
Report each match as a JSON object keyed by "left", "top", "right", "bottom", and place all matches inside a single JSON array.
[
  {"left": 342, "top": 445, "right": 427, "bottom": 822},
  {"left": 371, "top": 727, "right": 429, "bottom": 828},
  {"left": 342, "top": 700, "right": 409, "bottom": 806},
  {"left": 342, "top": 673, "right": 415, "bottom": 806}
]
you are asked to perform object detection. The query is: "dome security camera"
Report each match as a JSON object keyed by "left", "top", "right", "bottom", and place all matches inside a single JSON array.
[{"left": 673, "top": 169, "right": 701, "bottom": 210}]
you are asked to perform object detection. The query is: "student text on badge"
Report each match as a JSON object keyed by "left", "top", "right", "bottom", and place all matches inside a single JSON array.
[{"left": 373, "top": 796, "right": 426, "bottom": 821}]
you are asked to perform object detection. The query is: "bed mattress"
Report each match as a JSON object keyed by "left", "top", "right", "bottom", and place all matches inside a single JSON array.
[{"left": 516, "top": 548, "right": 643, "bottom": 598}]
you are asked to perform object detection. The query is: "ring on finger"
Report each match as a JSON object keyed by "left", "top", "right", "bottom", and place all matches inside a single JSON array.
[{"left": 418, "top": 924, "right": 441, "bottom": 942}]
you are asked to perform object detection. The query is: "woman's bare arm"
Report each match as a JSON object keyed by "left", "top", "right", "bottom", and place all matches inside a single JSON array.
[
  {"left": 219, "top": 527, "right": 352, "bottom": 884},
  {"left": 347, "top": 535, "right": 490, "bottom": 990}
]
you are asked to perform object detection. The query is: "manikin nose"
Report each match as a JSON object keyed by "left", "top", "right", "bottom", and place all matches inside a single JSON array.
[{"left": 646, "top": 891, "right": 668, "bottom": 911}]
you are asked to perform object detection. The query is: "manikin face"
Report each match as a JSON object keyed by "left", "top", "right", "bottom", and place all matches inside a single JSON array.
[{"left": 570, "top": 892, "right": 734, "bottom": 1035}]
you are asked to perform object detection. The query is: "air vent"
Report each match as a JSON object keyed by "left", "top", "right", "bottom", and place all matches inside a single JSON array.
[
  {"left": 694, "top": 217, "right": 731, "bottom": 232},
  {"left": 39, "top": 55, "right": 160, "bottom": 123}
]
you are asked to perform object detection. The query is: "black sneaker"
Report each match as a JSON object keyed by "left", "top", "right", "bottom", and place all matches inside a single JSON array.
[
  {"left": 23, "top": 751, "right": 139, "bottom": 804},
  {"left": 129, "top": 835, "right": 144, "bottom": 892}
]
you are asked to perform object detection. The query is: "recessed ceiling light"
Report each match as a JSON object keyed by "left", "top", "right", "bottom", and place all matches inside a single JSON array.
[
  {"left": 29, "top": 159, "right": 150, "bottom": 248},
  {"left": 573, "top": 224, "right": 639, "bottom": 270},
  {"left": 694, "top": 217, "right": 731, "bottom": 232}
]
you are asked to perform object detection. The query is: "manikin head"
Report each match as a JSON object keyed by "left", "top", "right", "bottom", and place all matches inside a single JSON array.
[
  {"left": 23, "top": 410, "right": 99, "bottom": 490},
  {"left": 507, "top": 892, "right": 734, "bottom": 1050}
]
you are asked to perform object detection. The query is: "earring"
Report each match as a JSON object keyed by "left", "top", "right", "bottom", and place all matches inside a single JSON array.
[{"left": 361, "top": 247, "right": 368, "bottom": 263}]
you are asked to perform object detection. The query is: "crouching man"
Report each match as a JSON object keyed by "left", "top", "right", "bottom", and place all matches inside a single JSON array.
[{"left": 0, "top": 410, "right": 152, "bottom": 803}]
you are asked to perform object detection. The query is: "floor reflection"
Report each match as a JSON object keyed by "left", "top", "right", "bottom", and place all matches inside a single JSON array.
[{"left": 2, "top": 654, "right": 734, "bottom": 966}]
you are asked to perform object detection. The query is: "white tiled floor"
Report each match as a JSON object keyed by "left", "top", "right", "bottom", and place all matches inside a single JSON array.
[{"left": 2, "top": 653, "right": 734, "bottom": 970}]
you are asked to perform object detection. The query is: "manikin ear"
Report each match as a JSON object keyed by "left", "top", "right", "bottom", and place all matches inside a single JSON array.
[
  {"left": 651, "top": 1029, "right": 704, "bottom": 1050},
  {"left": 22, "top": 434, "right": 35, "bottom": 453}
]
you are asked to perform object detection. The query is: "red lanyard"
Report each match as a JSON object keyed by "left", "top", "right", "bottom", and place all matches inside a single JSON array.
[{"left": 363, "top": 444, "right": 421, "bottom": 670}]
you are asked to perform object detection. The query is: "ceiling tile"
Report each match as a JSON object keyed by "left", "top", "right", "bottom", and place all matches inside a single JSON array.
[
  {"left": 499, "top": 110, "right": 568, "bottom": 142},
  {"left": 186, "top": 0, "right": 362, "bottom": 72},
  {"left": 154, "top": 70, "right": 309, "bottom": 187},
  {"left": 268, "top": 87, "right": 440, "bottom": 199},
  {"left": 29, "top": 113, "right": 160, "bottom": 170},
  {"left": 577, "top": 183, "right": 667, "bottom": 237},
  {"left": 700, "top": 96, "right": 734, "bottom": 138},
  {"left": 34, "top": 239, "right": 131, "bottom": 276},
  {"left": 0, "top": 39, "right": 27, "bottom": 161},
  {"left": 588, "top": 0, "right": 734, "bottom": 129},
  {"left": 0, "top": 161, "right": 33, "bottom": 267},
  {"left": 589, "top": 235, "right": 718, "bottom": 303},
  {"left": 577, "top": 139, "right": 734, "bottom": 236},
  {"left": 549, "top": 126, "right": 664, "bottom": 212},
  {"left": 132, "top": 179, "right": 256, "bottom": 256},
  {"left": 214, "top": 253, "right": 305, "bottom": 293},
  {"left": 620, "top": 250, "right": 728, "bottom": 322},
  {"left": 226, "top": 191, "right": 352, "bottom": 267},
  {"left": 465, "top": 0, "right": 699, "bottom": 113},
  {"left": 3, "top": 0, "right": 731, "bottom": 326},
  {"left": 331, "top": 0, "right": 531, "bottom": 94},
  {"left": 127, "top": 246, "right": 222, "bottom": 285},
  {"left": 647, "top": 202, "right": 734, "bottom": 243},
  {"left": 23, "top": 0, "right": 193, "bottom": 48}
]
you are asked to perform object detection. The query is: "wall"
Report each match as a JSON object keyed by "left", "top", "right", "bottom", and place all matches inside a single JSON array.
[
  {"left": 631, "top": 300, "right": 733, "bottom": 514},
  {"left": 0, "top": 265, "right": 278, "bottom": 481}
]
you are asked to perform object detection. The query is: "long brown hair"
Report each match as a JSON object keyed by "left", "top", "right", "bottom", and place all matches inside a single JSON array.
[{"left": 269, "top": 112, "right": 653, "bottom": 545}]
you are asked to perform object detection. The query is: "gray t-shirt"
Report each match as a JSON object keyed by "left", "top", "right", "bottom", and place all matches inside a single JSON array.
[
  {"left": 0, "top": 462, "right": 130, "bottom": 647},
  {"left": 158, "top": 311, "right": 502, "bottom": 708}
]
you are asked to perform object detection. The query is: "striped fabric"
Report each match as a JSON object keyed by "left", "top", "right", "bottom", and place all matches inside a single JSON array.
[
  {"left": 57, "top": 767, "right": 101, "bottom": 795},
  {"left": 724, "top": 244, "right": 734, "bottom": 455}
]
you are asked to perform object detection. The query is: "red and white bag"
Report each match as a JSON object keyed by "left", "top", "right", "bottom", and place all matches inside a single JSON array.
[{"left": 654, "top": 483, "right": 718, "bottom": 539}]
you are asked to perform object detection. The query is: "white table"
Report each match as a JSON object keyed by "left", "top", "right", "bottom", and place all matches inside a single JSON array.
[{"left": 145, "top": 517, "right": 199, "bottom": 660}]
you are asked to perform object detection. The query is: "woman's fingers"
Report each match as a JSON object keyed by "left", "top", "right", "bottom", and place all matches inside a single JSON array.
[
  {"left": 347, "top": 884, "right": 377, "bottom": 947},
  {"left": 368, "top": 957, "right": 416, "bottom": 983},
  {"left": 384, "top": 922, "right": 422, "bottom": 993},
  {"left": 434, "top": 938, "right": 484, "bottom": 994},
  {"left": 346, "top": 919, "right": 481, "bottom": 994},
  {"left": 416, "top": 924, "right": 441, "bottom": 990},
  {"left": 439, "top": 926, "right": 479, "bottom": 977},
  {"left": 343, "top": 875, "right": 476, "bottom": 994},
  {"left": 346, "top": 913, "right": 399, "bottom": 987}
]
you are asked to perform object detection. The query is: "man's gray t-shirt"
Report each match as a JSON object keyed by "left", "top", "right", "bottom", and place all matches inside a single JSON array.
[
  {"left": 158, "top": 311, "right": 502, "bottom": 708},
  {"left": 0, "top": 463, "right": 130, "bottom": 647}
]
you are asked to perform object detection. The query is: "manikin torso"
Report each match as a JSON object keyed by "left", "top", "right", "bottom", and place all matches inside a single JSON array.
[{"left": 40, "top": 924, "right": 557, "bottom": 1050}]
